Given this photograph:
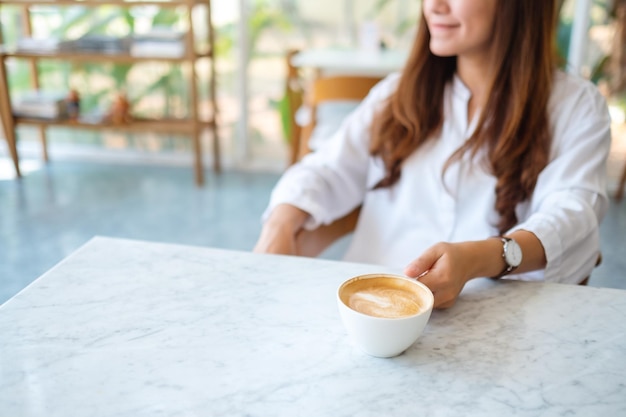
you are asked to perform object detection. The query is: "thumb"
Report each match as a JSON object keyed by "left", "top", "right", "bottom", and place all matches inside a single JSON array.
[{"left": 404, "top": 244, "right": 442, "bottom": 278}]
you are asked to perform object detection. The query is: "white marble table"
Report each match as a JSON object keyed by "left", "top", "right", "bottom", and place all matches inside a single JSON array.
[{"left": 1, "top": 237, "right": 625, "bottom": 417}]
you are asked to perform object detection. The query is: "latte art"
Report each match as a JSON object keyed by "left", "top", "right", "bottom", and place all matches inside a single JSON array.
[
  {"left": 348, "top": 287, "right": 423, "bottom": 318},
  {"left": 338, "top": 274, "right": 434, "bottom": 357}
]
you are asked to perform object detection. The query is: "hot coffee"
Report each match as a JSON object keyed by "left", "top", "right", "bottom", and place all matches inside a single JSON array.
[
  {"left": 337, "top": 273, "right": 434, "bottom": 357},
  {"left": 339, "top": 276, "right": 427, "bottom": 318}
]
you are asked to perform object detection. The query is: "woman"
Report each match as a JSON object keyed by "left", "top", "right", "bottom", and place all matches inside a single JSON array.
[{"left": 255, "top": 0, "right": 611, "bottom": 309}]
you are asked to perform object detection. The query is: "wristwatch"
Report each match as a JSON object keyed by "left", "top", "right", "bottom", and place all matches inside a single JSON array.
[{"left": 494, "top": 237, "right": 522, "bottom": 278}]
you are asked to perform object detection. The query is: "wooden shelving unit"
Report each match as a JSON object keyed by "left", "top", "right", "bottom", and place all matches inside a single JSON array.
[{"left": 0, "top": 0, "right": 219, "bottom": 185}]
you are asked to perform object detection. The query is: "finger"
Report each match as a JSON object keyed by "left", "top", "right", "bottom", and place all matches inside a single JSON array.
[
  {"left": 416, "top": 270, "right": 440, "bottom": 292},
  {"left": 417, "top": 269, "right": 455, "bottom": 306},
  {"left": 404, "top": 244, "right": 443, "bottom": 278}
]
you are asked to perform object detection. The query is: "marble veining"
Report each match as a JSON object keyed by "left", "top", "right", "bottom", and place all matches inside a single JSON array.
[{"left": 1, "top": 237, "right": 625, "bottom": 416}]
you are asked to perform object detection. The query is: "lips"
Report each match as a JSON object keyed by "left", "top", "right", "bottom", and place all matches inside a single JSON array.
[{"left": 429, "top": 23, "right": 460, "bottom": 32}]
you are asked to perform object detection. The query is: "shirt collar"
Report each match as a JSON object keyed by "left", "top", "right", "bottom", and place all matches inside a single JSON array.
[{"left": 452, "top": 74, "right": 472, "bottom": 101}]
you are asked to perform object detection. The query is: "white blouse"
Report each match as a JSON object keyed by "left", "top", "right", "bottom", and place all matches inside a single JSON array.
[{"left": 264, "top": 71, "right": 611, "bottom": 284}]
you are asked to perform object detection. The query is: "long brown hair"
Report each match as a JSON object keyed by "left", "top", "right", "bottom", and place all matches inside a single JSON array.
[{"left": 370, "top": 0, "right": 558, "bottom": 234}]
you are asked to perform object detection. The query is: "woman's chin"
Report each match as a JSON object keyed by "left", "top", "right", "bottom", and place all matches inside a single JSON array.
[{"left": 428, "top": 44, "right": 458, "bottom": 57}]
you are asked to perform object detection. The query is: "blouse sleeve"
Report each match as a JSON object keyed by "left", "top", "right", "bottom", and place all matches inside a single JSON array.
[
  {"left": 263, "top": 74, "right": 399, "bottom": 230},
  {"left": 509, "top": 76, "right": 612, "bottom": 284}
]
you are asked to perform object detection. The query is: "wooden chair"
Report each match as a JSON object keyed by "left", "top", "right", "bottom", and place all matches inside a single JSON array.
[
  {"left": 284, "top": 50, "right": 304, "bottom": 166},
  {"left": 295, "top": 75, "right": 382, "bottom": 161},
  {"left": 294, "top": 207, "right": 360, "bottom": 257},
  {"left": 288, "top": 74, "right": 380, "bottom": 256},
  {"left": 616, "top": 162, "right": 626, "bottom": 201}
]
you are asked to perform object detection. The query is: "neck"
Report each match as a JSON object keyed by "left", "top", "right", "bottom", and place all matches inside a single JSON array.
[{"left": 457, "top": 51, "right": 495, "bottom": 122}]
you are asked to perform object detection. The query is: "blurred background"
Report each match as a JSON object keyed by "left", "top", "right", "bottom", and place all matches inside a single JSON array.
[
  {"left": 0, "top": 0, "right": 623, "bottom": 176},
  {"left": 0, "top": 0, "right": 625, "bottom": 304}
]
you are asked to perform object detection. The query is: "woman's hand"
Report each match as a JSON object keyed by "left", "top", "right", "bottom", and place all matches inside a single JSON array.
[
  {"left": 404, "top": 242, "right": 477, "bottom": 309},
  {"left": 404, "top": 232, "right": 547, "bottom": 309},
  {"left": 253, "top": 204, "right": 310, "bottom": 255}
]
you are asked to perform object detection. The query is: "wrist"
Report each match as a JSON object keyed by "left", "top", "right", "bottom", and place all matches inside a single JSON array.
[
  {"left": 460, "top": 239, "right": 508, "bottom": 280},
  {"left": 492, "top": 237, "right": 523, "bottom": 278}
]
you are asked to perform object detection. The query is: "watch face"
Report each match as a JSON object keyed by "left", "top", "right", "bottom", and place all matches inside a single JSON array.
[{"left": 505, "top": 240, "right": 523, "bottom": 267}]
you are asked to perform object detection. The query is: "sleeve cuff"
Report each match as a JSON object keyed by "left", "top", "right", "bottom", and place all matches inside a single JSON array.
[{"left": 509, "top": 214, "right": 563, "bottom": 281}]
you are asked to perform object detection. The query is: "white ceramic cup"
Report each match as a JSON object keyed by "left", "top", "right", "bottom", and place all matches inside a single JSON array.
[{"left": 337, "top": 273, "right": 434, "bottom": 358}]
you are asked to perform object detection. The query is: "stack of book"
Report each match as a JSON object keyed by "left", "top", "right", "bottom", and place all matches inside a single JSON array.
[
  {"left": 16, "top": 32, "right": 185, "bottom": 57},
  {"left": 17, "top": 36, "right": 131, "bottom": 55},
  {"left": 16, "top": 37, "right": 61, "bottom": 53},
  {"left": 130, "top": 30, "right": 185, "bottom": 58},
  {"left": 13, "top": 91, "right": 68, "bottom": 120},
  {"left": 58, "top": 35, "right": 131, "bottom": 54}
]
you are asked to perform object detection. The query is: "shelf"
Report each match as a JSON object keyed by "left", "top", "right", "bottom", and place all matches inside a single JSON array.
[
  {"left": 1, "top": 49, "right": 211, "bottom": 63},
  {"left": 0, "top": 1, "right": 205, "bottom": 7},
  {"left": 0, "top": 0, "right": 219, "bottom": 185},
  {"left": 15, "top": 116, "right": 214, "bottom": 133}
]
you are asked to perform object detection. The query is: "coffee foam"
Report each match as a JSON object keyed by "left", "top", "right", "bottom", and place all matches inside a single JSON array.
[{"left": 341, "top": 277, "right": 426, "bottom": 318}]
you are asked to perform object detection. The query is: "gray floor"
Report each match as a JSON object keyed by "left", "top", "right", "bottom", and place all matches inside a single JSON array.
[{"left": 1, "top": 160, "right": 625, "bottom": 304}]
